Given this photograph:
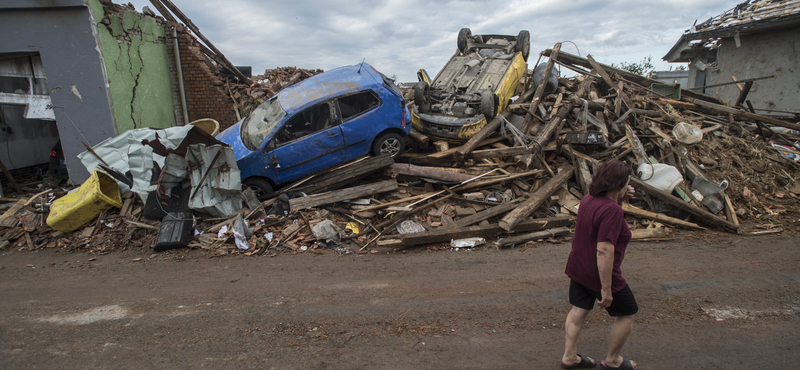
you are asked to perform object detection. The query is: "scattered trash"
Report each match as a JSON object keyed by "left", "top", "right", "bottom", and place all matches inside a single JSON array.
[
  {"left": 451, "top": 237, "right": 485, "bottom": 249},
  {"left": 312, "top": 220, "right": 343, "bottom": 244},
  {"left": 397, "top": 220, "right": 426, "bottom": 234}
]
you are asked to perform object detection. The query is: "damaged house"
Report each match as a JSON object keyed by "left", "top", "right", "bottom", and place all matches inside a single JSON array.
[
  {"left": 0, "top": 0, "right": 241, "bottom": 186},
  {"left": 663, "top": 0, "right": 800, "bottom": 119}
]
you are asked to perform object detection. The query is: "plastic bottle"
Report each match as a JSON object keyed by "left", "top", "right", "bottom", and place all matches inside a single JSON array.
[{"left": 672, "top": 122, "right": 703, "bottom": 144}]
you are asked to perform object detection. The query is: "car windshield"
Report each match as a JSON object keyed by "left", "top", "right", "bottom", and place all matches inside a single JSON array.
[{"left": 241, "top": 97, "right": 287, "bottom": 150}]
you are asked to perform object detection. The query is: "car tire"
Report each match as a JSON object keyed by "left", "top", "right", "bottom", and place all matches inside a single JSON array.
[
  {"left": 372, "top": 132, "right": 404, "bottom": 158},
  {"left": 457, "top": 28, "right": 472, "bottom": 54},
  {"left": 414, "top": 81, "right": 431, "bottom": 113},
  {"left": 516, "top": 30, "right": 530, "bottom": 61},
  {"left": 481, "top": 91, "right": 497, "bottom": 120},
  {"left": 243, "top": 177, "right": 274, "bottom": 201}
]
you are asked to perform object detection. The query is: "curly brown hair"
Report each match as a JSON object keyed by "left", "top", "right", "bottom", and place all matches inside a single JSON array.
[{"left": 589, "top": 160, "right": 632, "bottom": 197}]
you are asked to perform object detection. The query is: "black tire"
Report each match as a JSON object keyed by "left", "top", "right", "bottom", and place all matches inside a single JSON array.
[
  {"left": 242, "top": 177, "right": 274, "bottom": 201},
  {"left": 481, "top": 90, "right": 497, "bottom": 119},
  {"left": 457, "top": 28, "right": 472, "bottom": 54},
  {"left": 372, "top": 132, "right": 404, "bottom": 158},
  {"left": 515, "top": 30, "right": 530, "bottom": 61},
  {"left": 414, "top": 81, "right": 431, "bottom": 113}
]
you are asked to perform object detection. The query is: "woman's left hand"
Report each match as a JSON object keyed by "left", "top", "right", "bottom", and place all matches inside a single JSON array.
[{"left": 622, "top": 185, "right": 635, "bottom": 201}]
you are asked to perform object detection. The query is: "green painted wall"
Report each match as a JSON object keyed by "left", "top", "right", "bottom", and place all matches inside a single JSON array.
[{"left": 90, "top": 0, "right": 176, "bottom": 133}]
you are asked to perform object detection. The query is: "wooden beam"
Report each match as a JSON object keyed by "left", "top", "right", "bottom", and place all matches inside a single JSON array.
[
  {"left": 444, "top": 197, "right": 525, "bottom": 229},
  {"left": 499, "top": 166, "right": 573, "bottom": 231},
  {"left": 289, "top": 180, "right": 398, "bottom": 211},
  {"left": 400, "top": 215, "right": 573, "bottom": 247},
  {"left": 158, "top": 0, "right": 252, "bottom": 85},
  {"left": 621, "top": 203, "right": 705, "bottom": 230},
  {"left": 280, "top": 154, "right": 394, "bottom": 195},
  {"left": 586, "top": 55, "right": 635, "bottom": 110},
  {"left": 453, "top": 111, "right": 512, "bottom": 165},
  {"left": 408, "top": 128, "right": 429, "bottom": 149},
  {"left": 466, "top": 146, "right": 535, "bottom": 160},
  {"left": 682, "top": 97, "right": 800, "bottom": 131},
  {"left": 0, "top": 158, "right": 23, "bottom": 195},
  {"left": 494, "top": 226, "right": 571, "bottom": 248},
  {"left": 521, "top": 42, "right": 561, "bottom": 134}
]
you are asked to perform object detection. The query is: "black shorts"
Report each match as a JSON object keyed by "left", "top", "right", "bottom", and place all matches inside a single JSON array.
[{"left": 569, "top": 279, "right": 639, "bottom": 317}]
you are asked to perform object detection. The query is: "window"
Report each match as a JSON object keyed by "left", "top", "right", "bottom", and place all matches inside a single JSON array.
[
  {"left": 273, "top": 102, "right": 333, "bottom": 146},
  {"left": 337, "top": 91, "right": 380, "bottom": 122}
]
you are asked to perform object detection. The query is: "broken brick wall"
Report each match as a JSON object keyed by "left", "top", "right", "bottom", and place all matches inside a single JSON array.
[{"left": 175, "top": 29, "right": 239, "bottom": 131}]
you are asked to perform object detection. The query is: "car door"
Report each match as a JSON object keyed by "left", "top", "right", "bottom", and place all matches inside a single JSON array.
[
  {"left": 337, "top": 90, "right": 383, "bottom": 160},
  {"left": 265, "top": 101, "right": 345, "bottom": 184}
]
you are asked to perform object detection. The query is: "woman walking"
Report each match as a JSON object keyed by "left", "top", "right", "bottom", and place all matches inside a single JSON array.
[{"left": 561, "top": 160, "right": 638, "bottom": 370}]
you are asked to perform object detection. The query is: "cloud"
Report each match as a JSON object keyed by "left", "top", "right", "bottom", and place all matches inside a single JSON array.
[{"left": 126, "top": 0, "right": 732, "bottom": 81}]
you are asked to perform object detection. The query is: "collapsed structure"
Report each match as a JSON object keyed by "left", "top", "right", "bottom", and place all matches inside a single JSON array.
[{"left": 1, "top": 2, "right": 798, "bottom": 256}]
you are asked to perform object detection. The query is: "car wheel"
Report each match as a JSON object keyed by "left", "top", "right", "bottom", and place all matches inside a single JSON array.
[
  {"left": 372, "top": 132, "right": 404, "bottom": 158},
  {"left": 242, "top": 178, "right": 274, "bottom": 201},
  {"left": 414, "top": 81, "right": 431, "bottom": 113},
  {"left": 516, "top": 30, "right": 530, "bottom": 61},
  {"left": 457, "top": 28, "right": 472, "bottom": 54},
  {"left": 481, "top": 91, "right": 497, "bottom": 120}
]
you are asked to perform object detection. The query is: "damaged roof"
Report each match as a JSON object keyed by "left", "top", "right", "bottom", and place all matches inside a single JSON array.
[{"left": 663, "top": 0, "right": 800, "bottom": 62}]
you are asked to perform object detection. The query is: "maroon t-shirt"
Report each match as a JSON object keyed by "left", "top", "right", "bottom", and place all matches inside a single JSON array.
[{"left": 565, "top": 194, "right": 632, "bottom": 293}]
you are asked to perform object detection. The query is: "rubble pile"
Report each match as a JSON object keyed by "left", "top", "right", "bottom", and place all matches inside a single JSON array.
[
  {"left": 230, "top": 66, "right": 325, "bottom": 118},
  {"left": 1, "top": 45, "right": 799, "bottom": 257}
]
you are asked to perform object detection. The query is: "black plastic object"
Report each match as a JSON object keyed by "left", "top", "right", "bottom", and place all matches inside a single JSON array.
[
  {"left": 143, "top": 184, "right": 190, "bottom": 220},
  {"left": 154, "top": 212, "right": 193, "bottom": 252}
]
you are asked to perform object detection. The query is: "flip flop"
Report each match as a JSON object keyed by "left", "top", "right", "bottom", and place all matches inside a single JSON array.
[
  {"left": 562, "top": 354, "right": 597, "bottom": 369},
  {"left": 600, "top": 358, "right": 637, "bottom": 370}
]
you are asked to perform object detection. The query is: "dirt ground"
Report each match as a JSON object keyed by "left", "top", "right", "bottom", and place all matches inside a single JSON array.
[{"left": 1, "top": 228, "right": 798, "bottom": 370}]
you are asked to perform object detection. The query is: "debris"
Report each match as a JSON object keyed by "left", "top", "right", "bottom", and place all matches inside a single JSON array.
[{"left": 311, "top": 220, "right": 343, "bottom": 244}]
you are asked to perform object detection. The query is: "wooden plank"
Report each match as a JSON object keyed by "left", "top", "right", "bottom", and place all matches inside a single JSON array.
[
  {"left": 0, "top": 199, "right": 25, "bottom": 221},
  {"left": 630, "top": 177, "right": 738, "bottom": 231},
  {"left": 681, "top": 97, "right": 800, "bottom": 131},
  {"left": 159, "top": 0, "right": 252, "bottom": 85},
  {"left": 494, "top": 226, "right": 571, "bottom": 248},
  {"left": 587, "top": 54, "right": 635, "bottom": 111},
  {"left": 576, "top": 159, "right": 592, "bottom": 195},
  {"left": 466, "top": 146, "right": 535, "bottom": 160},
  {"left": 454, "top": 170, "right": 543, "bottom": 193},
  {"left": 281, "top": 154, "right": 394, "bottom": 195},
  {"left": 444, "top": 197, "right": 525, "bottom": 229},
  {"left": 621, "top": 203, "right": 705, "bottom": 230},
  {"left": 289, "top": 180, "right": 398, "bottom": 211},
  {"left": 408, "top": 128, "right": 429, "bottom": 149},
  {"left": 723, "top": 194, "right": 740, "bottom": 227},
  {"left": 500, "top": 167, "right": 573, "bottom": 231},
  {"left": 401, "top": 215, "right": 573, "bottom": 247},
  {"left": 453, "top": 111, "right": 512, "bottom": 164},
  {"left": 521, "top": 42, "right": 561, "bottom": 134},
  {"left": 390, "top": 163, "right": 476, "bottom": 182},
  {"left": 0, "top": 158, "right": 23, "bottom": 195}
]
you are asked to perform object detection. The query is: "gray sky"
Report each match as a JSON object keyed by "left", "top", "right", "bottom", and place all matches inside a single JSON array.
[{"left": 125, "top": 0, "right": 733, "bottom": 82}]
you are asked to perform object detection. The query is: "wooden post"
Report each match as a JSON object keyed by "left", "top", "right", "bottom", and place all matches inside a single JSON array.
[
  {"left": 0, "top": 158, "right": 23, "bottom": 195},
  {"left": 453, "top": 111, "right": 512, "bottom": 165},
  {"left": 521, "top": 42, "right": 561, "bottom": 134},
  {"left": 499, "top": 166, "right": 573, "bottom": 231},
  {"left": 493, "top": 226, "right": 571, "bottom": 248},
  {"left": 158, "top": 0, "right": 252, "bottom": 85},
  {"left": 289, "top": 180, "right": 398, "bottom": 211}
]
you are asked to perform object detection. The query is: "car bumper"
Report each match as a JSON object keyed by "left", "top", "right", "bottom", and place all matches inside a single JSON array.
[{"left": 411, "top": 107, "right": 488, "bottom": 143}]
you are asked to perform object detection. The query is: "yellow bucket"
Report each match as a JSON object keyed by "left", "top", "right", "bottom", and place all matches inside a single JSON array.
[{"left": 46, "top": 169, "right": 123, "bottom": 233}]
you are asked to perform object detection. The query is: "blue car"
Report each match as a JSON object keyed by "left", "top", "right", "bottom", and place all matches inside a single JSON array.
[{"left": 217, "top": 63, "right": 411, "bottom": 200}]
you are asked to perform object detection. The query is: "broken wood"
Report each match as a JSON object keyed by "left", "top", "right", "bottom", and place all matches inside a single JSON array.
[
  {"left": 408, "top": 128, "right": 429, "bottom": 149},
  {"left": 621, "top": 203, "right": 705, "bottom": 230},
  {"left": 400, "top": 215, "right": 573, "bottom": 247},
  {"left": 500, "top": 167, "right": 573, "bottom": 231},
  {"left": 0, "top": 158, "right": 23, "bottom": 195},
  {"left": 289, "top": 180, "right": 398, "bottom": 211},
  {"left": 453, "top": 110, "right": 512, "bottom": 165},
  {"left": 493, "top": 226, "right": 571, "bottom": 248},
  {"left": 390, "top": 163, "right": 476, "bottom": 182}
]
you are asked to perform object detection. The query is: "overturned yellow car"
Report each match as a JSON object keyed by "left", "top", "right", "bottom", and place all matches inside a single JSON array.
[{"left": 412, "top": 28, "right": 529, "bottom": 142}]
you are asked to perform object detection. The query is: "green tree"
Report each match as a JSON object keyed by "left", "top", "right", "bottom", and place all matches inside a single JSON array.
[{"left": 612, "top": 56, "right": 655, "bottom": 76}]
